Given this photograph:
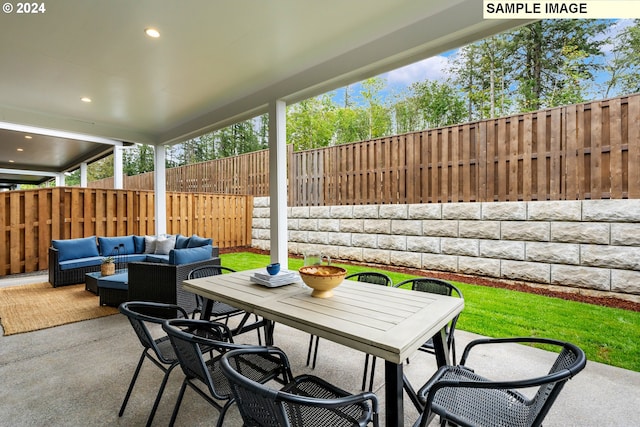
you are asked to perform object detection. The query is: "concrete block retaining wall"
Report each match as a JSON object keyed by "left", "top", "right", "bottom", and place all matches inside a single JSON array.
[{"left": 251, "top": 197, "right": 640, "bottom": 296}]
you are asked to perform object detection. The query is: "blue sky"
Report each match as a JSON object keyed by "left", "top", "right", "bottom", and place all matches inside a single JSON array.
[{"left": 331, "top": 19, "right": 633, "bottom": 106}]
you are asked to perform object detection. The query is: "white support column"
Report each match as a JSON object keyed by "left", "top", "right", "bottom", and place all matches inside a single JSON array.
[
  {"left": 113, "top": 146, "right": 124, "bottom": 189},
  {"left": 268, "top": 99, "right": 288, "bottom": 269},
  {"left": 80, "top": 162, "right": 88, "bottom": 187},
  {"left": 55, "top": 173, "right": 65, "bottom": 187},
  {"left": 154, "top": 145, "right": 167, "bottom": 236}
]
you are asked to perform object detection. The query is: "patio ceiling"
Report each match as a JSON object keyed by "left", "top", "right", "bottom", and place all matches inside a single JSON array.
[{"left": 0, "top": 0, "right": 526, "bottom": 187}]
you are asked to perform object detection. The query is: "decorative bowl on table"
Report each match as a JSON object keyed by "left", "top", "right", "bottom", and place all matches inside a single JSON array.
[{"left": 298, "top": 265, "right": 347, "bottom": 298}]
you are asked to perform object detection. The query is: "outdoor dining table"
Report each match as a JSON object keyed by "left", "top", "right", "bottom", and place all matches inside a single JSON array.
[{"left": 183, "top": 268, "right": 464, "bottom": 427}]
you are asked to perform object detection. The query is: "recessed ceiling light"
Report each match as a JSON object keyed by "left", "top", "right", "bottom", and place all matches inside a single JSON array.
[
  {"left": 24, "top": 135, "right": 32, "bottom": 139},
  {"left": 17, "top": 148, "right": 24, "bottom": 152},
  {"left": 81, "top": 97, "right": 92, "bottom": 103},
  {"left": 8, "top": 160, "right": 14, "bottom": 163},
  {"left": 144, "top": 27, "right": 160, "bottom": 38}
]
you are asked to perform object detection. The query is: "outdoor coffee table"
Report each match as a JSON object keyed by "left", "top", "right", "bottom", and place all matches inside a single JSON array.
[{"left": 183, "top": 268, "right": 464, "bottom": 427}]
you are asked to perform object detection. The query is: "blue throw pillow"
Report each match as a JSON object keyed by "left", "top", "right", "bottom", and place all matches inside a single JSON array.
[
  {"left": 175, "top": 234, "right": 190, "bottom": 249},
  {"left": 98, "top": 236, "right": 136, "bottom": 256},
  {"left": 133, "top": 235, "right": 145, "bottom": 253},
  {"left": 52, "top": 236, "right": 99, "bottom": 262},
  {"left": 168, "top": 245, "right": 212, "bottom": 265},
  {"left": 186, "top": 234, "right": 213, "bottom": 248}
]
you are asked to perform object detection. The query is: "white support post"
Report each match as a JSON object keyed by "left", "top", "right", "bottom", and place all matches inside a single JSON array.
[
  {"left": 269, "top": 99, "right": 288, "bottom": 269},
  {"left": 154, "top": 145, "right": 167, "bottom": 236},
  {"left": 80, "top": 162, "right": 88, "bottom": 187},
  {"left": 55, "top": 173, "right": 65, "bottom": 187},
  {"left": 113, "top": 146, "right": 123, "bottom": 189}
]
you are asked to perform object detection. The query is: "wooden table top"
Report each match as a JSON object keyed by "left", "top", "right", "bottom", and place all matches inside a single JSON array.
[{"left": 183, "top": 268, "right": 464, "bottom": 364}]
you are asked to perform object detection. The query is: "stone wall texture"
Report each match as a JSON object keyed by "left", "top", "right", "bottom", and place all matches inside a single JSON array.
[{"left": 251, "top": 198, "right": 640, "bottom": 296}]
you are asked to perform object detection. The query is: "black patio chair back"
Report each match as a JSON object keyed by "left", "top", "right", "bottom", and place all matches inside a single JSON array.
[
  {"left": 188, "top": 265, "right": 239, "bottom": 319},
  {"left": 395, "top": 277, "right": 463, "bottom": 363},
  {"left": 221, "top": 347, "right": 380, "bottom": 427},
  {"left": 162, "top": 318, "right": 287, "bottom": 427},
  {"left": 415, "top": 337, "right": 586, "bottom": 427},
  {"left": 118, "top": 301, "right": 189, "bottom": 427},
  {"left": 347, "top": 272, "right": 393, "bottom": 391},
  {"left": 345, "top": 271, "right": 392, "bottom": 286},
  {"left": 188, "top": 265, "right": 266, "bottom": 344},
  {"left": 306, "top": 271, "right": 392, "bottom": 373}
]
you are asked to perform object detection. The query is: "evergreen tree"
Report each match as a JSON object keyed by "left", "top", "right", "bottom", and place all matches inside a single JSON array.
[{"left": 507, "top": 20, "right": 607, "bottom": 111}]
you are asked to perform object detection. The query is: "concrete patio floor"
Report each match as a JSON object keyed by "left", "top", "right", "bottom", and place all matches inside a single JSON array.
[{"left": 1, "top": 274, "right": 639, "bottom": 426}]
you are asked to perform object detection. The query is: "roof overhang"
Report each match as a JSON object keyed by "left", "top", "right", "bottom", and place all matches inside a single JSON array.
[{"left": 0, "top": 0, "right": 528, "bottom": 186}]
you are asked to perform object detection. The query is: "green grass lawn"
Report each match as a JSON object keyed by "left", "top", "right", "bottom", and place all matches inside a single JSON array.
[{"left": 220, "top": 252, "right": 640, "bottom": 372}]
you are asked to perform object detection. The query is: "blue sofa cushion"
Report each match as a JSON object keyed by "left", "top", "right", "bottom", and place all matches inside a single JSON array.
[
  {"left": 98, "top": 236, "right": 136, "bottom": 256},
  {"left": 187, "top": 235, "right": 213, "bottom": 248},
  {"left": 144, "top": 254, "right": 170, "bottom": 264},
  {"left": 133, "top": 235, "right": 145, "bottom": 253},
  {"left": 169, "top": 245, "right": 212, "bottom": 265},
  {"left": 52, "top": 236, "right": 99, "bottom": 262},
  {"left": 118, "top": 253, "right": 148, "bottom": 264},
  {"left": 59, "top": 256, "right": 103, "bottom": 271},
  {"left": 97, "top": 272, "right": 128, "bottom": 290},
  {"left": 175, "top": 234, "right": 190, "bottom": 249}
]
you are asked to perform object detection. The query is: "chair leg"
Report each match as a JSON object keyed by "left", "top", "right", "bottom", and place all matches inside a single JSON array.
[
  {"left": 451, "top": 338, "right": 456, "bottom": 365},
  {"left": 368, "top": 356, "right": 377, "bottom": 392},
  {"left": 146, "top": 363, "right": 178, "bottom": 427},
  {"left": 362, "top": 354, "right": 370, "bottom": 391},
  {"left": 169, "top": 380, "right": 188, "bottom": 427},
  {"left": 403, "top": 372, "right": 424, "bottom": 413},
  {"left": 311, "top": 335, "right": 320, "bottom": 369},
  {"left": 255, "top": 314, "right": 263, "bottom": 345},
  {"left": 119, "top": 351, "right": 146, "bottom": 416},
  {"left": 215, "top": 400, "right": 236, "bottom": 427},
  {"left": 306, "top": 335, "right": 315, "bottom": 367}
]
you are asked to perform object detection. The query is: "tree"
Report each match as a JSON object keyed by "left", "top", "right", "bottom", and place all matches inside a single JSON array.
[
  {"left": 287, "top": 95, "right": 336, "bottom": 150},
  {"left": 600, "top": 20, "right": 640, "bottom": 97},
  {"left": 393, "top": 88, "right": 421, "bottom": 134},
  {"left": 507, "top": 20, "right": 608, "bottom": 111},
  {"left": 450, "top": 35, "right": 512, "bottom": 120},
  {"left": 410, "top": 80, "right": 467, "bottom": 128},
  {"left": 357, "top": 77, "right": 392, "bottom": 139},
  {"left": 123, "top": 144, "right": 154, "bottom": 175}
]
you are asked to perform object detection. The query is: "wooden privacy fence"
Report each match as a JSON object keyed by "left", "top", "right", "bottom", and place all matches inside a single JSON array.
[
  {"left": 0, "top": 187, "right": 253, "bottom": 277},
  {"left": 291, "top": 94, "right": 640, "bottom": 205},
  {"left": 90, "top": 93, "right": 640, "bottom": 205}
]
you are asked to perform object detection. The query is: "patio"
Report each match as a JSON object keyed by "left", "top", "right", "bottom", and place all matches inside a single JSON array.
[{"left": 1, "top": 274, "right": 638, "bottom": 426}]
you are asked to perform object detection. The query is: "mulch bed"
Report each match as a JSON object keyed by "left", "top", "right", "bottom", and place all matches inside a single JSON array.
[{"left": 221, "top": 246, "right": 640, "bottom": 312}]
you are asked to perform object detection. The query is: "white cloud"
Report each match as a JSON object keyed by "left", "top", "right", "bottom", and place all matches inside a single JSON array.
[{"left": 385, "top": 56, "right": 451, "bottom": 86}]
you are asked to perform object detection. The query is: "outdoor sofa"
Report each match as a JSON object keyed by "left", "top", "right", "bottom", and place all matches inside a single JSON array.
[
  {"left": 48, "top": 233, "right": 220, "bottom": 310},
  {"left": 49, "top": 234, "right": 217, "bottom": 299}
]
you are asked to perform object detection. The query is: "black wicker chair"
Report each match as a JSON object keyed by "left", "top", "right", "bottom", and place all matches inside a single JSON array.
[
  {"left": 188, "top": 265, "right": 266, "bottom": 344},
  {"left": 413, "top": 337, "right": 587, "bottom": 427},
  {"left": 221, "top": 347, "right": 380, "bottom": 427},
  {"left": 161, "top": 318, "right": 288, "bottom": 427},
  {"left": 306, "top": 271, "right": 392, "bottom": 378},
  {"left": 118, "top": 301, "right": 190, "bottom": 427},
  {"left": 395, "top": 277, "right": 463, "bottom": 363},
  {"left": 358, "top": 277, "right": 462, "bottom": 394},
  {"left": 188, "top": 265, "right": 244, "bottom": 320}
]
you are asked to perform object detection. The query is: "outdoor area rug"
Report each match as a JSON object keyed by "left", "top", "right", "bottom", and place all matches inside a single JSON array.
[{"left": 0, "top": 282, "right": 118, "bottom": 336}]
